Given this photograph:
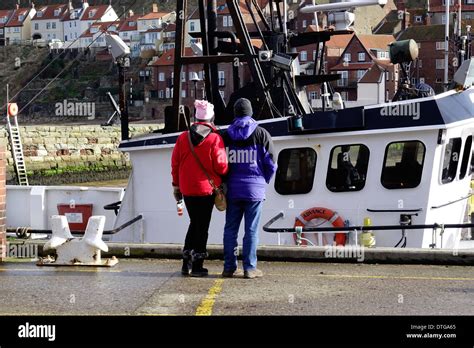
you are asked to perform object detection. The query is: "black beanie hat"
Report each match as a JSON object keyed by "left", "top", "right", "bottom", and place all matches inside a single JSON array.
[{"left": 234, "top": 98, "right": 253, "bottom": 118}]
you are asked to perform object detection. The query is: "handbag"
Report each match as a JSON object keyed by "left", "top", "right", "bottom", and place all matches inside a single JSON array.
[{"left": 187, "top": 131, "right": 227, "bottom": 211}]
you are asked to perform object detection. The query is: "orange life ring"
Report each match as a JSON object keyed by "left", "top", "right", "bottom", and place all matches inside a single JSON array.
[
  {"left": 7, "top": 103, "right": 18, "bottom": 117},
  {"left": 294, "top": 207, "right": 346, "bottom": 246}
]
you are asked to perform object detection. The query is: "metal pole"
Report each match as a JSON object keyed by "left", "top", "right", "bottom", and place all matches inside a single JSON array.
[
  {"left": 6, "top": 84, "right": 9, "bottom": 116},
  {"left": 444, "top": 0, "right": 450, "bottom": 92},
  {"left": 119, "top": 62, "right": 129, "bottom": 141}
]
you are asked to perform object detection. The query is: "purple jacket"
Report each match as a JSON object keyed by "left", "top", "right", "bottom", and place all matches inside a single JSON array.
[{"left": 223, "top": 116, "right": 277, "bottom": 201}]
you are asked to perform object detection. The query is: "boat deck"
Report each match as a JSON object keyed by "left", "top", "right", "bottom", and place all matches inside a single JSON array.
[{"left": 1, "top": 259, "right": 474, "bottom": 315}]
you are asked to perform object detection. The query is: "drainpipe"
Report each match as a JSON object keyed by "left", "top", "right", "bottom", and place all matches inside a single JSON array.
[{"left": 444, "top": 0, "right": 449, "bottom": 92}]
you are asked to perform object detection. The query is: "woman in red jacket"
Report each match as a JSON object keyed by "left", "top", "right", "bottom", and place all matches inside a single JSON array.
[{"left": 171, "top": 100, "right": 228, "bottom": 277}]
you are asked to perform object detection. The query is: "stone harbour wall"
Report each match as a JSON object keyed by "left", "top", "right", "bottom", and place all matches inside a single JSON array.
[
  {"left": 0, "top": 125, "right": 160, "bottom": 185},
  {"left": 0, "top": 140, "right": 6, "bottom": 261}
]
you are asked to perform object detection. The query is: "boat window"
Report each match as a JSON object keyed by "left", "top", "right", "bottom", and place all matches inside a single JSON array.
[
  {"left": 275, "top": 148, "right": 317, "bottom": 195},
  {"left": 442, "top": 138, "right": 462, "bottom": 184},
  {"left": 381, "top": 141, "right": 425, "bottom": 189},
  {"left": 459, "top": 136, "right": 472, "bottom": 180},
  {"left": 326, "top": 144, "right": 369, "bottom": 192}
]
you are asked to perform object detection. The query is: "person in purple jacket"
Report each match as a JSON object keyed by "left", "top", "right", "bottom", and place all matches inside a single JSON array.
[{"left": 222, "top": 98, "right": 277, "bottom": 279}]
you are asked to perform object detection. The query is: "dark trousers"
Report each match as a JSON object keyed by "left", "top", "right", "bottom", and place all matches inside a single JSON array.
[{"left": 183, "top": 195, "right": 215, "bottom": 253}]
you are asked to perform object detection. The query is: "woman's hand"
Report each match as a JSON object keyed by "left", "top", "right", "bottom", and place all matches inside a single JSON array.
[{"left": 173, "top": 185, "right": 183, "bottom": 201}]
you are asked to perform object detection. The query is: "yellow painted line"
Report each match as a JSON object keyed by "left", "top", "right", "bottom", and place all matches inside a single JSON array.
[{"left": 195, "top": 279, "right": 224, "bottom": 316}]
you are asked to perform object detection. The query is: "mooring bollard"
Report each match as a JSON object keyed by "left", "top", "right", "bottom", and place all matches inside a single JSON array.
[{"left": 39, "top": 215, "right": 118, "bottom": 267}]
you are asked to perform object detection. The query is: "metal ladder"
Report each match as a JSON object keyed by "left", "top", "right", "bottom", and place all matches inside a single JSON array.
[{"left": 5, "top": 86, "right": 28, "bottom": 186}]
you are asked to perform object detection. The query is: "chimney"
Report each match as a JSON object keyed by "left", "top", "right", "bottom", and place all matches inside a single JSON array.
[
  {"left": 16, "top": 0, "right": 19, "bottom": 10},
  {"left": 129, "top": 9, "right": 134, "bottom": 18},
  {"left": 82, "top": 0, "right": 89, "bottom": 10},
  {"left": 152, "top": 3, "right": 159, "bottom": 13},
  {"left": 68, "top": 0, "right": 73, "bottom": 11},
  {"left": 31, "top": 2, "right": 35, "bottom": 9}
]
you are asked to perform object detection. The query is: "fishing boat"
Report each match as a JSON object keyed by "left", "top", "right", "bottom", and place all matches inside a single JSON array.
[{"left": 6, "top": 0, "right": 474, "bottom": 249}]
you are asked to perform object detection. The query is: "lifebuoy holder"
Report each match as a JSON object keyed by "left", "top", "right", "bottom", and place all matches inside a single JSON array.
[{"left": 294, "top": 207, "right": 346, "bottom": 246}]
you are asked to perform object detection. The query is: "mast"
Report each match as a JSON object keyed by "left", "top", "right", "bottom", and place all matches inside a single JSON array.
[{"left": 444, "top": 0, "right": 449, "bottom": 92}]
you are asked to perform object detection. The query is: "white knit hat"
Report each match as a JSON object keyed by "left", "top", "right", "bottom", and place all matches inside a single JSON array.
[{"left": 194, "top": 100, "right": 214, "bottom": 121}]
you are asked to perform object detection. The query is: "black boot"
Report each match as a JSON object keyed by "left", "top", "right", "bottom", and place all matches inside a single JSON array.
[
  {"left": 190, "top": 251, "right": 208, "bottom": 277},
  {"left": 181, "top": 250, "right": 192, "bottom": 276}
]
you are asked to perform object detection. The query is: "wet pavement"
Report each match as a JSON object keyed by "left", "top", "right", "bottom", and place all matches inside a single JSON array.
[{"left": 1, "top": 259, "right": 474, "bottom": 316}]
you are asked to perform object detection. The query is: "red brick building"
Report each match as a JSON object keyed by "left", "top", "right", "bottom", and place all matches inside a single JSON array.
[
  {"left": 149, "top": 47, "right": 254, "bottom": 115},
  {"left": 397, "top": 24, "right": 456, "bottom": 93},
  {"left": 429, "top": 0, "right": 474, "bottom": 24},
  {"left": 329, "top": 34, "right": 398, "bottom": 102}
]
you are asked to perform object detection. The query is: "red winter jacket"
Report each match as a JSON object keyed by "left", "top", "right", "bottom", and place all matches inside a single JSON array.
[{"left": 171, "top": 123, "right": 228, "bottom": 196}]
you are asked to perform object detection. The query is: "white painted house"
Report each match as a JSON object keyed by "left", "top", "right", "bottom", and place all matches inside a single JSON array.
[
  {"left": 4, "top": 4, "right": 36, "bottom": 45},
  {"left": 62, "top": 0, "right": 118, "bottom": 48},
  {"left": 31, "top": 4, "right": 67, "bottom": 42}
]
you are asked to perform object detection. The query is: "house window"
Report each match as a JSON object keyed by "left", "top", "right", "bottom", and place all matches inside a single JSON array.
[
  {"left": 34, "top": 23, "right": 39, "bottom": 30},
  {"left": 52, "top": 22, "right": 56, "bottom": 29},
  {"left": 37, "top": 11, "right": 43, "bottom": 17},
  {"left": 442, "top": 138, "right": 462, "bottom": 184},
  {"left": 54, "top": 9, "right": 60, "bottom": 16},
  {"left": 89, "top": 10, "right": 96, "bottom": 18},
  {"left": 377, "top": 51, "right": 389, "bottom": 59},
  {"left": 308, "top": 91, "right": 318, "bottom": 100},
  {"left": 218, "top": 71, "right": 225, "bottom": 86},
  {"left": 466, "top": 0, "right": 474, "bottom": 4},
  {"left": 165, "top": 88, "right": 170, "bottom": 99},
  {"left": 326, "top": 144, "right": 370, "bottom": 192},
  {"left": 436, "top": 59, "right": 445, "bottom": 69},
  {"left": 300, "top": 50, "right": 307, "bottom": 61},
  {"left": 344, "top": 53, "right": 351, "bottom": 62},
  {"left": 228, "top": 16, "right": 233, "bottom": 27},
  {"left": 182, "top": 90, "right": 186, "bottom": 98},
  {"left": 419, "top": 77, "right": 425, "bottom": 84},
  {"left": 302, "top": 20, "right": 307, "bottom": 28},
  {"left": 358, "top": 52, "right": 365, "bottom": 61},
  {"left": 18, "top": 15, "right": 24, "bottom": 21},
  {"left": 340, "top": 91, "right": 348, "bottom": 101},
  {"left": 190, "top": 21, "right": 195, "bottom": 31},
  {"left": 313, "top": 50, "right": 317, "bottom": 61},
  {"left": 181, "top": 72, "right": 186, "bottom": 82},
  {"left": 0, "top": 29, "right": 3, "bottom": 35},
  {"left": 459, "top": 136, "right": 473, "bottom": 180},
  {"left": 357, "top": 70, "right": 366, "bottom": 81},
  {"left": 415, "top": 15, "right": 422, "bottom": 23},
  {"left": 466, "top": 14, "right": 472, "bottom": 20},
  {"left": 337, "top": 71, "right": 348, "bottom": 87},
  {"left": 158, "top": 90, "right": 164, "bottom": 98},
  {"left": 381, "top": 141, "right": 425, "bottom": 189},
  {"left": 14, "top": 27, "right": 20, "bottom": 33},
  {"left": 442, "top": 15, "right": 447, "bottom": 24},
  {"left": 442, "top": 0, "right": 454, "bottom": 4},
  {"left": 436, "top": 41, "right": 446, "bottom": 50},
  {"left": 223, "top": 16, "right": 228, "bottom": 27},
  {"left": 159, "top": 72, "right": 165, "bottom": 81},
  {"left": 46, "top": 23, "right": 51, "bottom": 30},
  {"left": 275, "top": 148, "right": 317, "bottom": 195}
]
